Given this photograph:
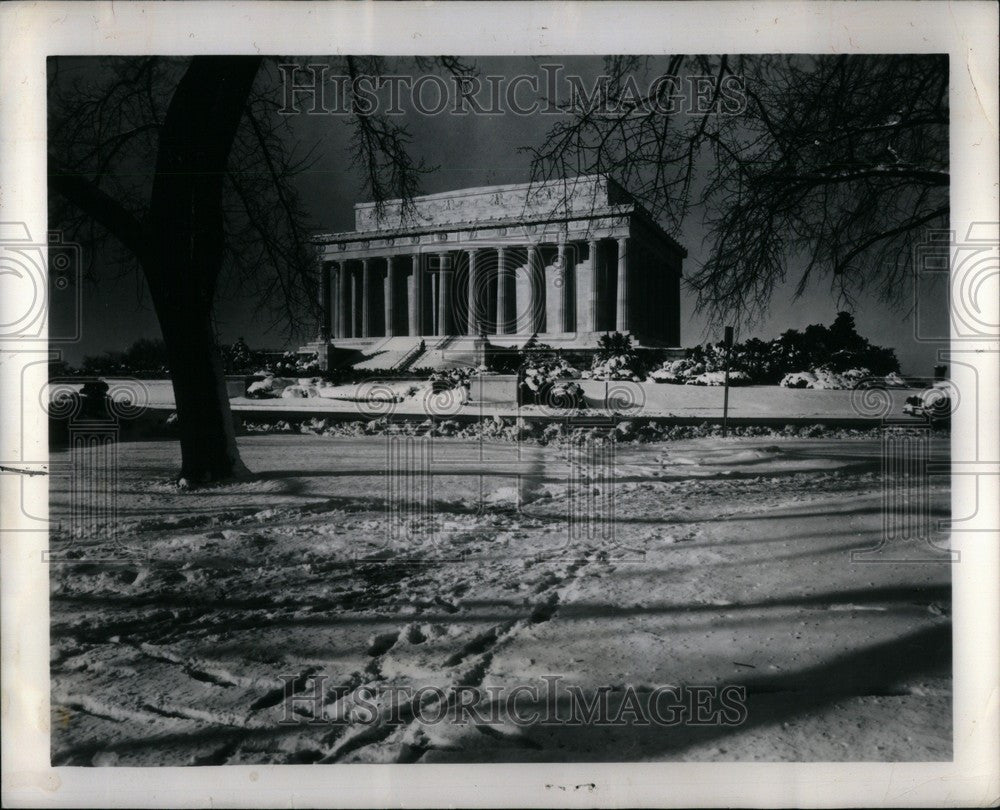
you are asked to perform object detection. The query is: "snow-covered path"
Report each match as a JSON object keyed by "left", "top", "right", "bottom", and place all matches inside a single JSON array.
[{"left": 49, "top": 435, "right": 951, "bottom": 764}]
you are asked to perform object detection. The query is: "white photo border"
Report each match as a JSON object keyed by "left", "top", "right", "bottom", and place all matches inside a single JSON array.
[{"left": 1, "top": 1, "right": 997, "bottom": 807}]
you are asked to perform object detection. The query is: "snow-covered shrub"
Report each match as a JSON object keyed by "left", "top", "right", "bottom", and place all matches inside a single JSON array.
[
  {"left": 838, "top": 368, "right": 871, "bottom": 383},
  {"left": 265, "top": 351, "right": 319, "bottom": 377},
  {"left": 519, "top": 355, "right": 584, "bottom": 408},
  {"left": 246, "top": 374, "right": 302, "bottom": 398},
  {"left": 904, "top": 381, "right": 953, "bottom": 421},
  {"left": 281, "top": 384, "right": 319, "bottom": 399},
  {"left": 779, "top": 367, "right": 884, "bottom": 390},
  {"left": 649, "top": 358, "right": 699, "bottom": 383},
  {"left": 247, "top": 375, "right": 277, "bottom": 398},
  {"left": 429, "top": 366, "right": 479, "bottom": 393},
  {"left": 583, "top": 354, "right": 643, "bottom": 382},
  {"left": 582, "top": 332, "right": 645, "bottom": 381},
  {"left": 652, "top": 312, "right": 900, "bottom": 386},
  {"left": 649, "top": 344, "right": 739, "bottom": 384},
  {"left": 544, "top": 380, "right": 585, "bottom": 409},
  {"left": 685, "top": 370, "right": 751, "bottom": 386},
  {"left": 522, "top": 356, "right": 576, "bottom": 390},
  {"left": 225, "top": 337, "right": 257, "bottom": 373},
  {"left": 780, "top": 371, "right": 818, "bottom": 389},
  {"left": 813, "top": 369, "right": 857, "bottom": 389}
]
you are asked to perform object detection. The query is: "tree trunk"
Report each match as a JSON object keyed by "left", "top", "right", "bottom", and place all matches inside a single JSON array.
[
  {"left": 144, "top": 56, "right": 262, "bottom": 482},
  {"left": 50, "top": 56, "right": 264, "bottom": 482},
  {"left": 153, "top": 290, "right": 248, "bottom": 481}
]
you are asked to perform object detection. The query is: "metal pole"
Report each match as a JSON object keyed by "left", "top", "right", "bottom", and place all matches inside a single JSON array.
[{"left": 722, "top": 325, "right": 733, "bottom": 437}]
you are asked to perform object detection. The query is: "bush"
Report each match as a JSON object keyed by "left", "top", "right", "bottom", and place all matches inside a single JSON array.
[
  {"left": 520, "top": 355, "right": 584, "bottom": 408},
  {"left": 224, "top": 337, "right": 261, "bottom": 374},
  {"left": 650, "top": 312, "right": 899, "bottom": 385},
  {"left": 429, "top": 366, "right": 481, "bottom": 393},
  {"left": 780, "top": 367, "right": 872, "bottom": 390},
  {"left": 584, "top": 333, "right": 645, "bottom": 381},
  {"left": 261, "top": 351, "right": 319, "bottom": 377},
  {"left": 51, "top": 379, "right": 114, "bottom": 419},
  {"left": 904, "top": 382, "right": 953, "bottom": 423},
  {"left": 596, "top": 331, "right": 634, "bottom": 360},
  {"left": 485, "top": 335, "right": 561, "bottom": 374}
]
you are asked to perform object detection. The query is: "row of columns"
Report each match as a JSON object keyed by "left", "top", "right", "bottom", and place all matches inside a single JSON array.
[{"left": 318, "top": 238, "right": 634, "bottom": 340}]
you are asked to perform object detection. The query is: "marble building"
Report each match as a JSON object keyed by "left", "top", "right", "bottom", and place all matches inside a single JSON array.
[{"left": 305, "top": 175, "right": 685, "bottom": 369}]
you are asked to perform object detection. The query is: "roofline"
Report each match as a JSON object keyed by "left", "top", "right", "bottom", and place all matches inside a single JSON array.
[
  {"left": 313, "top": 203, "right": 686, "bottom": 258},
  {"left": 350, "top": 174, "right": 613, "bottom": 213},
  {"left": 314, "top": 174, "right": 687, "bottom": 258}
]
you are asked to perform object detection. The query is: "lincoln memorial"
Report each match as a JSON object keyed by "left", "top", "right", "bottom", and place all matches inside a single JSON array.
[{"left": 304, "top": 175, "right": 685, "bottom": 369}]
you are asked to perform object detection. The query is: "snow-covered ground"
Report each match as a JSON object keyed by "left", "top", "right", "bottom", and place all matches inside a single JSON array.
[
  {"left": 58, "top": 377, "right": 926, "bottom": 420},
  {"left": 49, "top": 434, "right": 951, "bottom": 764}
]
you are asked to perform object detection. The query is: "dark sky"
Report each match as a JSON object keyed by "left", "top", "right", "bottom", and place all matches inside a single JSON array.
[{"left": 51, "top": 56, "right": 949, "bottom": 373}]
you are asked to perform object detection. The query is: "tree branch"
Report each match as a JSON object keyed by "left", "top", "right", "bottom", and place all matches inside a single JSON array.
[{"left": 47, "top": 157, "right": 148, "bottom": 262}]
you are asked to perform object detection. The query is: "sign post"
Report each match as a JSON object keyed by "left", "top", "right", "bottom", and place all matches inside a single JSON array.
[{"left": 722, "top": 326, "right": 734, "bottom": 437}]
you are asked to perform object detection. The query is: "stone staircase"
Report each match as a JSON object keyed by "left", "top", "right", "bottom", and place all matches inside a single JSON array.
[
  {"left": 406, "top": 335, "right": 484, "bottom": 370},
  {"left": 392, "top": 339, "right": 426, "bottom": 372},
  {"left": 351, "top": 336, "right": 425, "bottom": 370}
]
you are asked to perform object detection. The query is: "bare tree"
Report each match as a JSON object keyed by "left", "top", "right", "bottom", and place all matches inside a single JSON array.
[
  {"left": 525, "top": 54, "right": 948, "bottom": 326},
  {"left": 48, "top": 55, "right": 449, "bottom": 483}
]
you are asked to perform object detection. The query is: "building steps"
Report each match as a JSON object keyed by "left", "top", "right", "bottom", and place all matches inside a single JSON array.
[{"left": 351, "top": 336, "right": 424, "bottom": 370}]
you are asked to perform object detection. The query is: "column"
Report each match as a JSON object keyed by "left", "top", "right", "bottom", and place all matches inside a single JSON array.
[
  {"left": 349, "top": 264, "right": 359, "bottom": 337},
  {"left": 616, "top": 236, "right": 629, "bottom": 333},
  {"left": 555, "top": 242, "right": 568, "bottom": 333},
  {"left": 496, "top": 246, "right": 508, "bottom": 334},
  {"left": 330, "top": 263, "right": 340, "bottom": 340},
  {"left": 466, "top": 249, "right": 479, "bottom": 335},
  {"left": 318, "top": 262, "right": 331, "bottom": 340},
  {"left": 431, "top": 271, "right": 439, "bottom": 335},
  {"left": 408, "top": 255, "right": 420, "bottom": 336},
  {"left": 343, "top": 264, "right": 354, "bottom": 338},
  {"left": 384, "top": 256, "right": 395, "bottom": 337},
  {"left": 588, "top": 239, "right": 599, "bottom": 332},
  {"left": 527, "top": 244, "right": 544, "bottom": 334},
  {"left": 361, "top": 258, "right": 371, "bottom": 337},
  {"left": 437, "top": 252, "right": 451, "bottom": 336}
]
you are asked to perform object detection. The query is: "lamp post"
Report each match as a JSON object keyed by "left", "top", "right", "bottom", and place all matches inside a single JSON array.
[{"left": 722, "top": 326, "right": 734, "bottom": 437}]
